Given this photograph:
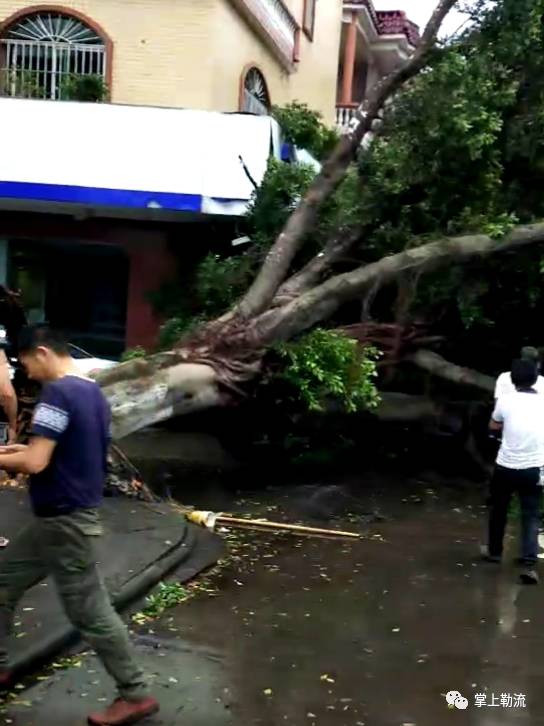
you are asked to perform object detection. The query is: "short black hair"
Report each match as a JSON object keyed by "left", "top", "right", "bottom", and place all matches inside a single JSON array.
[
  {"left": 511, "top": 358, "right": 538, "bottom": 389},
  {"left": 521, "top": 346, "right": 540, "bottom": 363},
  {"left": 18, "top": 324, "right": 70, "bottom": 356}
]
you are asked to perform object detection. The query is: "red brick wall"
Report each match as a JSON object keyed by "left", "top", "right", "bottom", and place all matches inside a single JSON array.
[{"left": 123, "top": 240, "right": 174, "bottom": 349}]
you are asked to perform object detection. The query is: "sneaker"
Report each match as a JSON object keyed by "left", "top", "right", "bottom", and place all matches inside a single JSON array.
[
  {"left": 87, "top": 697, "right": 159, "bottom": 726},
  {"left": 520, "top": 569, "right": 539, "bottom": 585}
]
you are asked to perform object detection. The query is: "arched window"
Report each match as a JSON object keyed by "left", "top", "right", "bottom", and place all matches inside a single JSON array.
[
  {"left": 241, "top": 67, "right": 270, "bottom": 116},
  {"left": 0, "top": 11, "right": 107, "bottom": 100}
]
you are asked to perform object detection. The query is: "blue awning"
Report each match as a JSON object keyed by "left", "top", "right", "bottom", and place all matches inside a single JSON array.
[{"left": 0, "top": 98, "right": 283, "bottom": 219}]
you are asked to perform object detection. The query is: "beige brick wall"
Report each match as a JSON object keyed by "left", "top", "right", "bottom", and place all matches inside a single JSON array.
[
  {"left": 0, "top": 0, "right": 216, "bottom": 107},
  {"left": 0, "top": 0, "right": 342, "bottom": 123},
  {"left": 211, "top": 0, "right": 342, "bottom": 124}
]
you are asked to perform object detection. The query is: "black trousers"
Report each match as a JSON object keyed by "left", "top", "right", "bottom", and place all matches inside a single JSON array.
[{"left": 488, "top": 465, "right": 542, "bottom": 563}]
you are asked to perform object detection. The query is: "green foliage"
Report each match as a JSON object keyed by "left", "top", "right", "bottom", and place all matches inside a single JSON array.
[
  {"left": 247, "top": 157, "right": 362, "bottom": 257},
  {"left": 344, "top": 0, "right": 544, "bottom": 357},
  {"left": 132, "top": 582, "right": 189, "bottom": 623},
  {"left": 276, "top": 329, "right": 380, "bottom": 413},
  {"left": 246, "top": 158, "right": 316, "bottom": 250},
  {"left": 120, "top": 346, "right": 147, "bottom": 362},
  {"left": 61, "top": 74, "right": 108, "bottom": 102},
  {"left": 157, "top": 314, "right": 205, "bottom": 349},
  {"left": 195, "top": 254, "right": 256, "bottom": 315},
  {"left": 153, "top": 253, "right": 256, "bottom": 349},
  {"left": 1, "top": 70, "right": 41, "bottom": 98},
  {"left": 359, "top": 49, "right": 516, "bottom": 257},
  {"left": 272, "top": 101, "right": 339, "bottom": 161}
]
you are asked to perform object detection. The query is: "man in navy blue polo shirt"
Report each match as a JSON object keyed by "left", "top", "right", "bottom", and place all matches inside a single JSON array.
[{"left": 0, "top": 325, "right": 159, "bottom": 726}]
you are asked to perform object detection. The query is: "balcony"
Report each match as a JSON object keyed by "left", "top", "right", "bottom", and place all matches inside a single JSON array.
[
  {"left": 229, "top": 0, "right": 300, "bottom": 71},
  {"left": 336, "top": 103, "right": 358, "bottom": 134},
  {"left": 348, "top": 2, "right": 419, "bottom": 47},
  {"left": 377, "top": 10, "right": 420, "bottom": 47},
  {"left": 337, "top": 1, "right": 419, "bottom": 128},
  {"left": 0, "top": 38, "right": 107, "bottom": 100}
]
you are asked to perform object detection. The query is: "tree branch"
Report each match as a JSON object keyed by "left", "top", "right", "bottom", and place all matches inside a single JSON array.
[
  {"left": 235, "top": 0, "right": 460, "bottom": 320},
  {"left": 271, "top": 228, "right": 361, "bottom": 305},
  {"left": 407, "top": 349, "right": 494, "bottom": 393},
  {"left": 255, "top": 222, "right": 544, "bottom": 344}
]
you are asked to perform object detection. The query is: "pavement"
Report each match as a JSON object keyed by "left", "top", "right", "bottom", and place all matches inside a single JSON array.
[
  {"left": 3, "top": 475, "right": 544, "bottom": 725},
  {"left": 0, "top": 488, "right": 224, "bottom": 676}
]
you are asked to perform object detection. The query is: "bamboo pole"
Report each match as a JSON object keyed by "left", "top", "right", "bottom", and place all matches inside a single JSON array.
[
  {"left": 183, "top": 508, "right": 361, "bottom": 539},
  {"left": 217, "top": 515, "right": 361, "bottom": 539}
]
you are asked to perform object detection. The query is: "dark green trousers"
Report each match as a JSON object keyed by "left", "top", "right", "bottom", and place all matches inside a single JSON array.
[{"left": 0, "top": 508, "right": 148, "bottom": 700}]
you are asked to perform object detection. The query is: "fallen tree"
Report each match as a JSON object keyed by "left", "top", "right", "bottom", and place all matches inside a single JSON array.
[
  {"left": 101, "top": 222, "right": 544, "bottom": 439},
  {"left": 97, "top": 0, "right": 544, "bottom": 439}
]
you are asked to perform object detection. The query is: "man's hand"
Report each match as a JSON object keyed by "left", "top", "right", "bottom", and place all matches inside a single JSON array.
[
  {"left": 7, "top": 427, "right": 17, "bottom": 446},
  {"left": 0, "top": 444, "right": 27, "bottom": 454},
  {"left": 0, "top": 437, "right": 55, "bottom": 475}
]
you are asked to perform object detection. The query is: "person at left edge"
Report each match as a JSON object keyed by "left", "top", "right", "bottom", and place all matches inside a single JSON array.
[
  {"left": 0, "top": 326, "right": 17, "bottom": 445},
  {"left": 0, "top": 324, "right": 159, "bottom": 726}
]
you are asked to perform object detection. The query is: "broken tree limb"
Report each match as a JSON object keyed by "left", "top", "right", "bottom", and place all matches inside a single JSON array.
[
  {"left": 254, "top": 223, "right": 544, "bottom": 344},
  {"left": 407, "top": 349, "right": 494, "bottom": 394},
  {"left": 184, "top": 509, "right": 361, "bottom": 540}
]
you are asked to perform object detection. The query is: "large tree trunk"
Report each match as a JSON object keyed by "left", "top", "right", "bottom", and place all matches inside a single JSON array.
[{"left": 99, "top": 360, "right": 221, "bottom": 439}]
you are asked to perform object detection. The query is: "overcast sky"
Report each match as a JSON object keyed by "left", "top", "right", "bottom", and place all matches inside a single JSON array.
[{"left": 373, "top": 0, "right": 475, "bottom": 36}]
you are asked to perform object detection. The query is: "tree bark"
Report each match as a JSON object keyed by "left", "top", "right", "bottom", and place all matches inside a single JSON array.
[
  {"left": 271, "top": 228, "right": 361, "bottom": 305},
  {"left": 407, "top": 350, "right": 495, "bottom": 394},
  {"left": 100, "top": 362, "right": 221, "bottom": 439},
  {"left": 235, "top": 0, "right": 461, "bottom": 320}
]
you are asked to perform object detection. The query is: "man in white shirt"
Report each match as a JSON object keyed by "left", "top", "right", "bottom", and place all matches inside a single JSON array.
[
  {"left": 495, "top": 346, "right": 544, "bottom": 398},
  {"left": 484, "top": 359, "right": 544, "bottom": 584}
]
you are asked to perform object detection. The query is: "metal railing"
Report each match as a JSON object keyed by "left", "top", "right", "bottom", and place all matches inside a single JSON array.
[
  {"left": 336, "top": 104, "right": 358, "bottom": 133},
  {"left": 242, "top": 88, "right": 269, "bottom": 116},
  {"left": 0, "top": 39, "right": 106, "bottom": 100},
  {"left": 231, "top": 0, "right": 299, "bottom": 67}
]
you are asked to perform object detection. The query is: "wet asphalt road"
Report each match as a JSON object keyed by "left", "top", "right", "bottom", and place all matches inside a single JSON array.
[{"left": 3, "top": 477, "right": 544, "bottom": 726}]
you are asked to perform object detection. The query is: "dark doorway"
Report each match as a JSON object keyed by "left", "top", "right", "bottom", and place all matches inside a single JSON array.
[{"left": 8, "top": 239, "right": 128, "bottom": 358}]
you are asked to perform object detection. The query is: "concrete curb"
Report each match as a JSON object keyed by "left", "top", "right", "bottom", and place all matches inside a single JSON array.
[{"left": 10, "top": 524, "right": 223, "bottom": 676}]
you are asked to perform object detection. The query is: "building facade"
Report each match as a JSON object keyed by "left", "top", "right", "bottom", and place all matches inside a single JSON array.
[
  {"left": 0, "top": 0, "right": 417, "bottom": 356},
  {"left": 0, "top": 0, "right": 343, "bottom": 123},
  {"left": 336, "top": 0, "right": 419, "bottom": 132}
]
